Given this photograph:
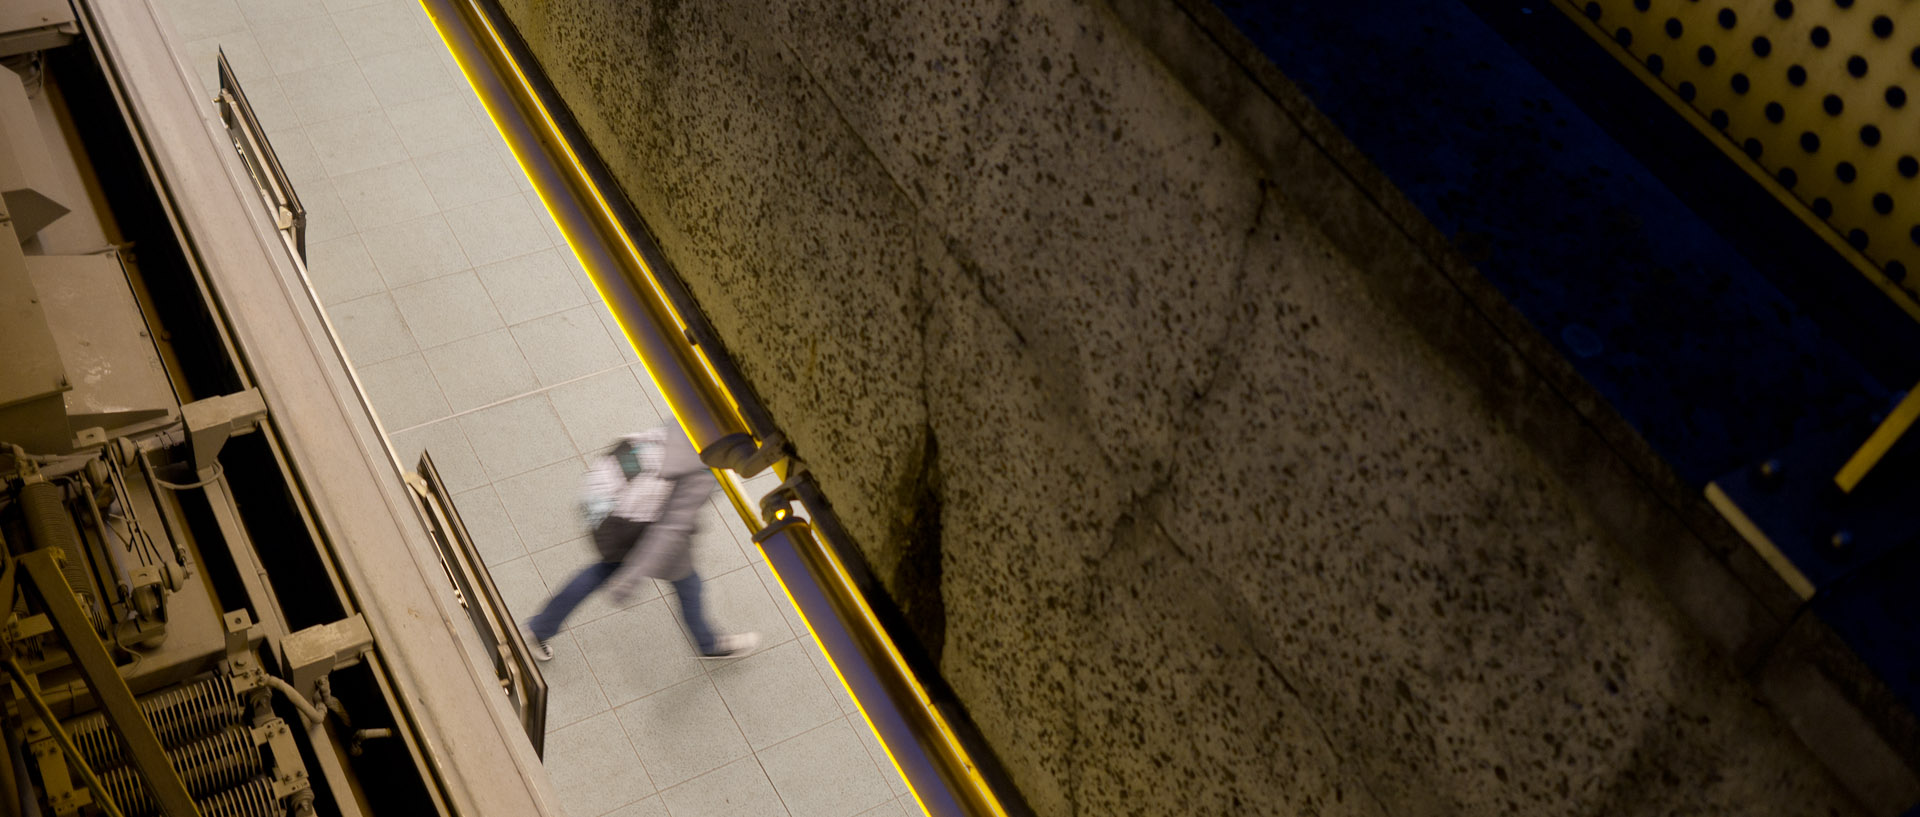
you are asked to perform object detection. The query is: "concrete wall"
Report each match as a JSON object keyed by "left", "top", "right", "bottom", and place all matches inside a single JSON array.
[{"left": 494, "top": 0, "right": 1863, "bottom": 813}]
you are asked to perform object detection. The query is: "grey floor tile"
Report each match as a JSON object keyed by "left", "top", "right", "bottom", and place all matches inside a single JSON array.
[
  {"left": 182, "top": 33, "right": 267, "bottom": 98},
  {"left": 424, "top": 330, "right": 539, "bottom": 413},
  {"left": 489, "top": 554, "right": 549, "bottom": 626},
  {"left": 525, "top": 189, "right": 569, "bottom": 248},
  {"left": 444, "top": 193, "right": 552, "bottom": 266},
  {"left": 753, "top": 561, "right": 812, "bottom": 640},
  {"left": 673, "top": 566, "right": 793, "bottom": 650},
  {"left": 388, "top": 418, "right": 487, "bottom": 493},
  {"left": 602, "top": 796, "right": 671, "bottom": 817},
  {"left": 854, "top": 800, "right": 909, "bottom": 817},
  {"left": 543, "top": 711, "right": 655, "bottom": 817},
  {"left": 392, "top": 271, "right": 504, "bottom": 348},
  {"left": 614, "top": 676, "right": 750, "bottom": 790},
  {"left": 799, "top": 634, "right": 862, "bottom": 719},
  {"left": 545, "top": 367, "right": 663, "bottom": 455},
  {"left": 476, "top": 248, "right": 590, "bottom": 325},
  {"left": 321, "top": 0, "right": 383, "bottom": 12},
  {"left": 628, "top": 363, "right": 672, "bottom": 416},
  {"left": 359, "top": 44, "right": 463, "bottom": 108},
  {"left": 276, "top": 60, "right": 378, "bottom": 126},
  {"left": 388, "top": 92, "right": 491, "bottom": 158},
  {"left": 759, "top": 719, "right": 893, "bottom": 817},
  {"left": 529, "top": 537, "right": 658, "bottom": 629},
  {"left": 163, "top": 0, "right": 249, "bottom": 42},
  {"left": 416, "top": 143, "right": 520, "bottom": 211},
  {"left": 327, "top": 292, "right": 415, "bottom": 365},
  {"left": 709, "top": 641, "right": 840, "bottom": 750},
  {"left": 449, "top": 486, "right": 526, "bottom": 567},
  {"left": 494, "top": 458, "right": 590, "bottom": 552},
  {"left": 304, "top": 234, "right": 384, "bottom": 305},
  {"left": 511, "top": 306, "right": 623, "bottom": 387},
  {"left": 601, "top": 307, "right": 643, "bottom": 364},
  {"left": 235, "top": 0, "right": 329, "bottom": 25},
  {"left": 297, "top": 179, "right": 355, "bottom": 244},
  {"left": 658, "top": 757, "right": 789, "bottom": 817},
  {"left": 331, "top": 0, "right": 437, "bottom": 61},
  {"left": 233, "top": 76, "right": 300, "bottom": 136},
  {"left": 359, "top": 214, "right": 471, "bottom": 288},
  {"left": 334, "top": 160, "right": 439, "bottom": 233},
  {"left": 574, "top": 601, "right": 703, "bottom": 706},
  {"left": 453, "top": 392, "right": 577, "bottom": 477},
  {"left": 354, "top": 353, "right": 448, "bottom": 430},
  {"left": 539, "top": 632, "right": 612, "bottom": 731},
  {"left": 688, "top": 501, "right": 750, "bottom": 580},
  {"left": 251, "top": 17, "right": 350, "bottom": 75},
  {"left": 306, "top": 111, "right": 410, "bottom": 177},
  {"left": 266, "top": 129, "right": 326, "bottom": 192},
  {"left": 852, "top": 714, "right": 912, "bottom": 799}
]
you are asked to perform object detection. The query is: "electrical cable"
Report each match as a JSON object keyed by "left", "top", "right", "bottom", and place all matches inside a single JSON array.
[{"left": 150, "top": 461, "right": 224, "bottom": 491}]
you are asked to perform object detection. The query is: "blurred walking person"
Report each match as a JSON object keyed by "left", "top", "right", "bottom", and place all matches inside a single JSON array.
[{"left": 522, "top": 426, "right": 760, "bottom": 660}]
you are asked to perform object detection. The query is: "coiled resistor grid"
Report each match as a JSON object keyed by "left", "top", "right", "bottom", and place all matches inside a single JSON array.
[
  {"left": 64, "top": 674, "right": 244, "bottom": 771},
  {"left": 98, "top": 725, "right": 266, "bottom": 816},
  {"left": 57, "top": 674, "right": 285, "bottom": 816},
  {"left": 1559, "top": 0, "right": 1920, "bottom": 308}
]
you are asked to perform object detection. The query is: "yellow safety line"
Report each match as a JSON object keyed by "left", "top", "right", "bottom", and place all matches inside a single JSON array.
[
  {"left": 1705, "top": 482, "right": 1815, "bottom": 600},
  {"left": 1835, "top": 385, "right": 1920, "bottom": 493}
]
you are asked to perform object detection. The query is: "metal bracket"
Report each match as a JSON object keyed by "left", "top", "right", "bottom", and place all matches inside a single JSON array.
[
  {"left": 1835, "top": 383, "right": 1920, "bottom": 493},
  {"left": 699, "top": 430, "right": 787, "bottom": 478}
]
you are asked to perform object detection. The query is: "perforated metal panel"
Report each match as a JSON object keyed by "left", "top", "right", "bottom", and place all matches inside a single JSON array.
[{"left": 1557, "top": 0, "right": 1920, "bottom": 320}]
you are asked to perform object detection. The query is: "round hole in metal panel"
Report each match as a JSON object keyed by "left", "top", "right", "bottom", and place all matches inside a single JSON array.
[
  {"left": 1801, "top": 131, "right": 1822, "bottom": 152},
  {"left": 1899, "top": 156, "right": 1919, "bottom": 178},
  {"left": 1774, "top": 0, "right": 1794, "bottom": 20},
  {"left": 1814, "top": 197, "right": 1835, "bottom": 217},
  {"left": 1717, "top": 8, "right": 1736, "bottom": 29},
  {"left": 1744, "top": 138, "right": 1764, "bottom": 158},
  {"left": 1732, "top": 72, "right": 1750, "bottom": 93},
  {"left": 1711, "top": 108, "right": 1731, "bottom": 128},
  {"left": 1888, "top": 260, "right": 1907, "bottom": 283},
  {"left": 1823, "top": 94, "right": 1845, "bottom": 115},
  {"left": 1585, "top": 2, "right": 1603, "bottom": 20},
  {"left": 1848, "top": 229, "right": 1869, "bottom": 250},
  {"left": 1811, "top": 26, "right": 1831, "bottom": 47},
  {"left": 1861, "top": 125, "right": 1882, "bottom": 147},
  {"left": 1778, "top": 167, "right": 1800, "bottom": 188},
  {"left": 1766, "top": 101, "right": 1787, "bottom": 122},
  {"left": 1616, "top": 27, "right": 1635, "bottom": 46},
  {"left": 1873, "top": 193, "right": 1894, "bottom": 214},
  {"left": 1698, "top": 44, "right": 1717, "bottom": 65},
  {"left": 1910, "top": 225, "right": 1920, "bottom": 246},
  {"left": 1871, "top": 16, "right": 1893, "bottom": 39},
  {"left": 1789, "top": 64, "right": 1808, "bottom": 85},
  {"left": 1635, "top": 0, "right": 1651, "bottom": 11},
  {"left": 1889, "top": 87, "right": 1909, "bottom": 108},
  {"left": 1648, "top": 53, "right": 1667, "bottom": 74},
  {"left": 1847, "top": 55, "right": 1868, "bottom": 77},
  {"left": 1667, "top": 18, "right": 1685, "bottom": 37},
  {"left": 1837, "top": 161, "right": 1858, "bottom": 183},
  {"left": 1753, "top": 35, "right": 1773, "bottom": 56}
]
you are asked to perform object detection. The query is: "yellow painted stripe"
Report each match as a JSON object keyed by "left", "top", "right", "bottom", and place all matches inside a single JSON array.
[
  {"left": 1706, "top": 482, "right": 1815, "bottom": 600},
  {"left": 1835, "top": 386, "right": 1920, "bottom": 493}
]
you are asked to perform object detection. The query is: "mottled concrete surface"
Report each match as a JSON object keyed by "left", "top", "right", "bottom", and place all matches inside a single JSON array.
[{"left": 494, "top": 0, "right": 1864, "bottom": 814}]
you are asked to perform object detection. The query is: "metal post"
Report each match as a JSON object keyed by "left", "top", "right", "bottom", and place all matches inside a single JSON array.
[{"left": 17, "top": 549, "right": 201, "bottom": 816}]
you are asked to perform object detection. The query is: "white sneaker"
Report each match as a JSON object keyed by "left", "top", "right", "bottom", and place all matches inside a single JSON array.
[
  {"left": 699, "top": 632, "right": 762, "bottom": 660},
  {"left": 522, "top": 626, "right": 553, "bottom": 662}
]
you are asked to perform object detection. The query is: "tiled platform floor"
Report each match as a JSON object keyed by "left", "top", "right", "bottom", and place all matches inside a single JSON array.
[{"left": 152, "top": 1, "right": 916, "bottom": 815}]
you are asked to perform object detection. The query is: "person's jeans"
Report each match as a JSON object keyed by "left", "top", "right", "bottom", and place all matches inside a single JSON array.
[{"left": 526, "top": 564, "right": 715, "bottom": 653}]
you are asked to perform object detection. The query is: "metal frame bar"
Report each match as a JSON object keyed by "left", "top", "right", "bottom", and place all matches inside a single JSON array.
[{"left": 16, "top": 549, "right": 200, "bottom": 817}]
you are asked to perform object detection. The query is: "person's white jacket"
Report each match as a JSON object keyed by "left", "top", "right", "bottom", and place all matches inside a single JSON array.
[{"left": 594, "top": 426, "right": 715, "bottom": 601}]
